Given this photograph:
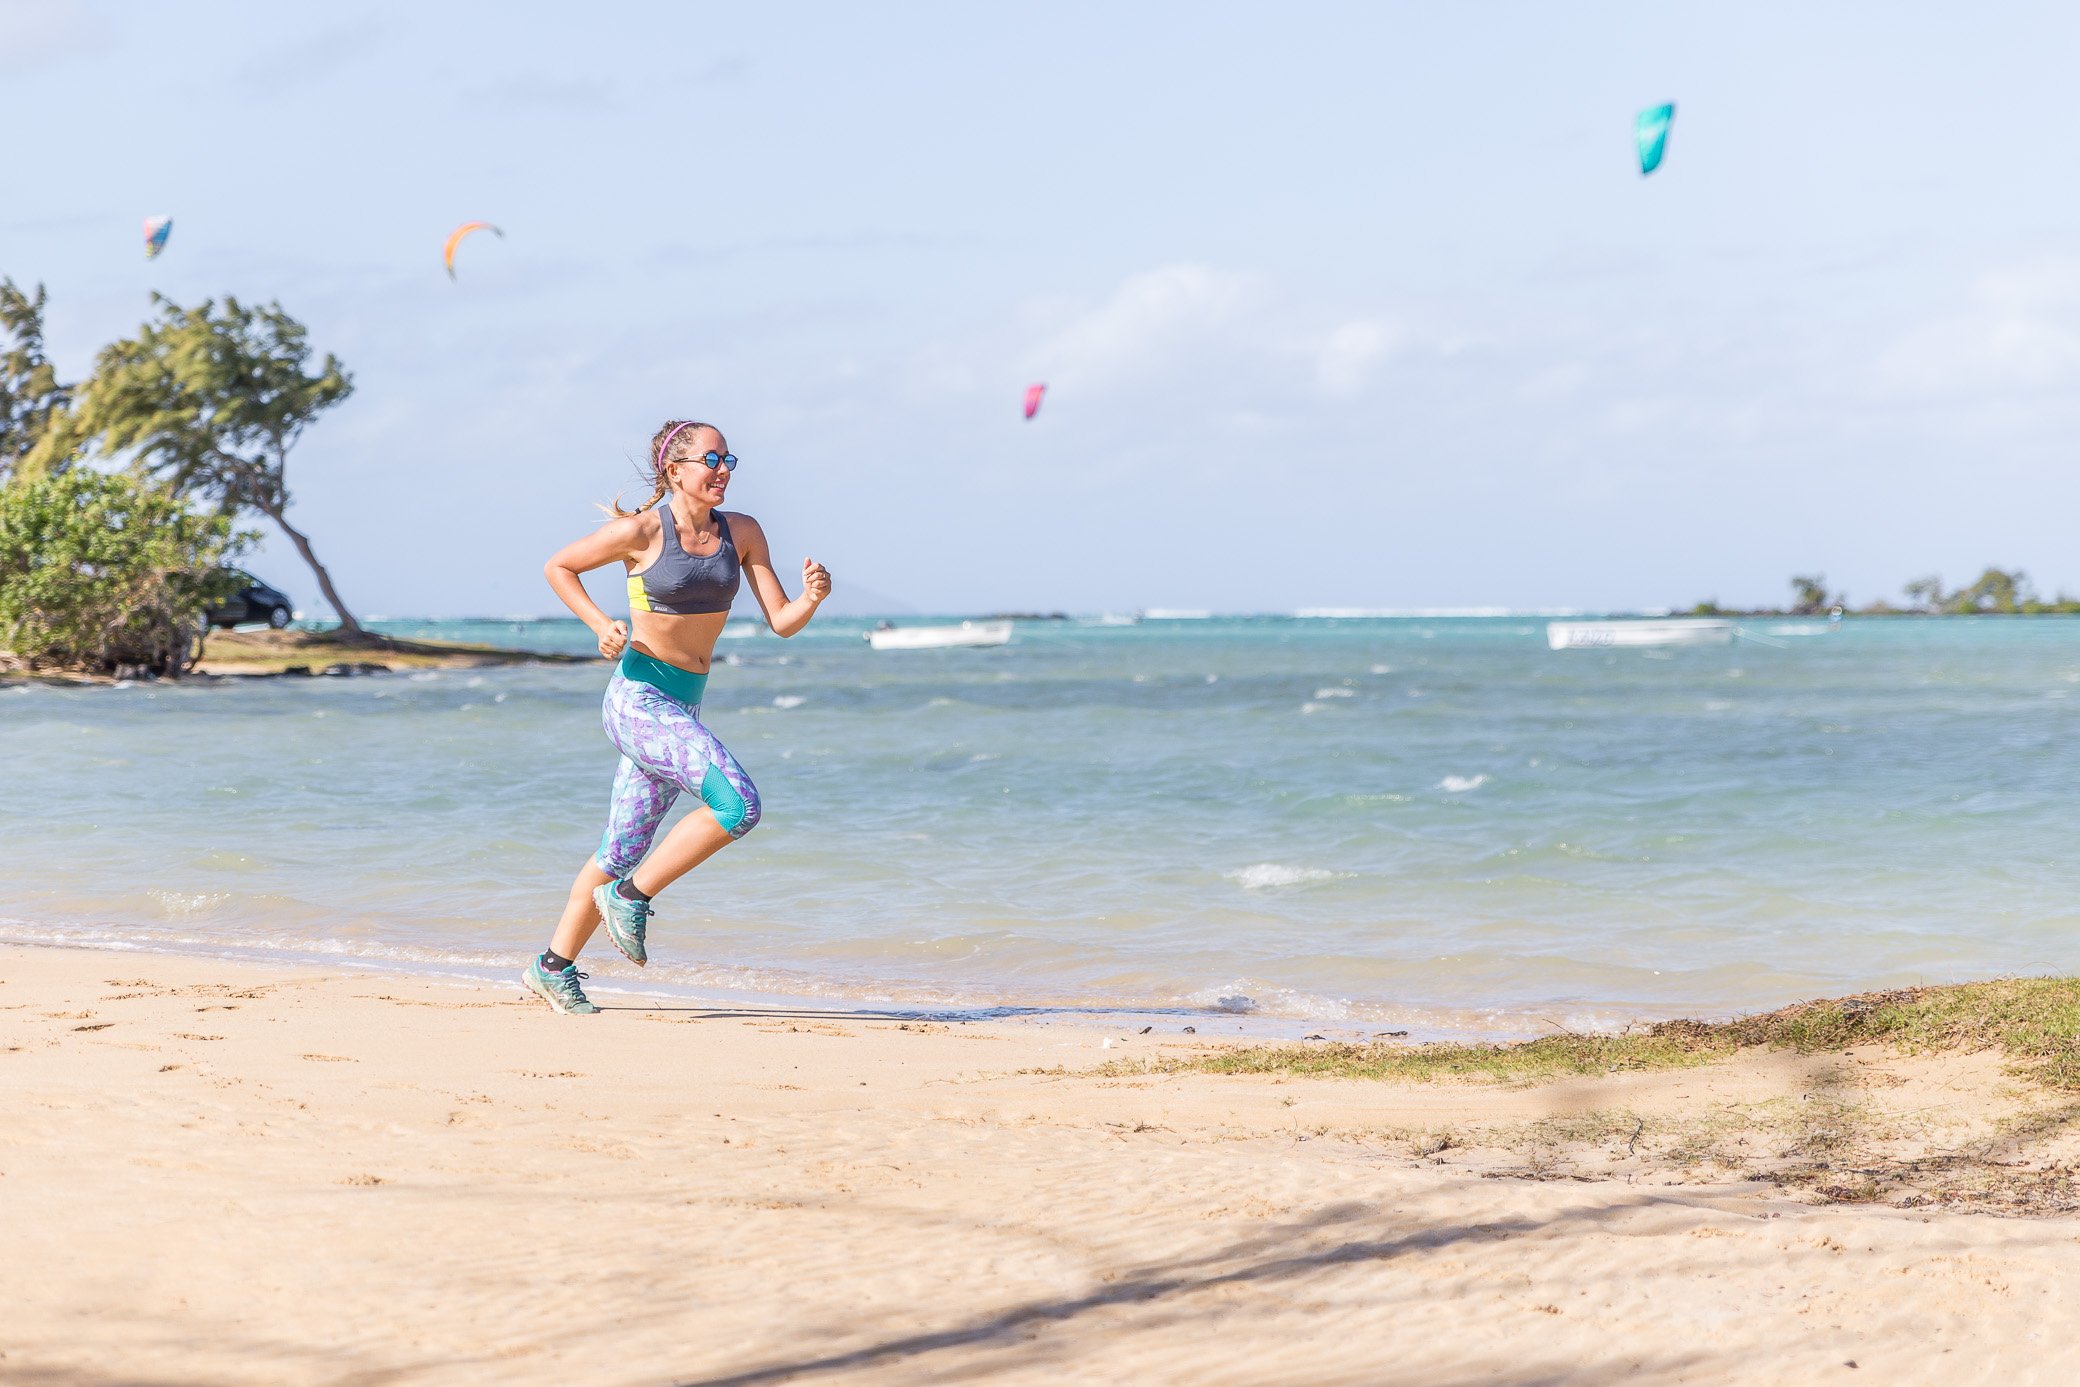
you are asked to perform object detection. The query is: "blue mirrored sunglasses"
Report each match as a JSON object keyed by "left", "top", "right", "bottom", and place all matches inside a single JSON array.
[{"left": 692, "top": 451, "right": 738, "bottom": 472}]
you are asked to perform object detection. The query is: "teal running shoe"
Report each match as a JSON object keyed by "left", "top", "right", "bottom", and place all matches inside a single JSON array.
[
  {"left": 593, "top": 880, "right": 651, "bottom": 966},
  {"left": 524, "top": 957, "right": 599, "bottom": 1014}
]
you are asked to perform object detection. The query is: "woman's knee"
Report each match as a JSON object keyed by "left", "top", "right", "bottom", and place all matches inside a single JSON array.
[{"left": 699, "top": 764, "right": 761, "bottom": 839}]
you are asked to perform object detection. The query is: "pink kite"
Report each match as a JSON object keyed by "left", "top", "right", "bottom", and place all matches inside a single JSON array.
[{"left": 1023, "top": 383, "right": 1046, "bottom": 420}]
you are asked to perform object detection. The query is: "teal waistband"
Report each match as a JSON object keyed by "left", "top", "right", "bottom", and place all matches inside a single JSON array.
[{"left": 619, "top": 647, "right": 708, "bottom": 706}]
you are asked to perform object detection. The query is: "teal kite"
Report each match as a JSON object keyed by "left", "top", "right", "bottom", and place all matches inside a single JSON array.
[{"left": 1635, "top": 103, "right": 1675, "bottom": 176}]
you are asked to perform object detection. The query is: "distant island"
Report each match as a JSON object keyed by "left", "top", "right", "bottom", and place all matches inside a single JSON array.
[{"left": 1690, "top": 569, "right": 2080, "bottom": 617}]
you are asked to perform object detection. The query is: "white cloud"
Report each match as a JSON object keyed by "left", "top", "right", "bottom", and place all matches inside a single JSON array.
[
  {"left": 0, "top": 0, "right": 110, "bottom": 73},
  {"left": 1875, "top": 256, "right": 2080, "bottom": 396},
  {"left": 1312, "top": 320, "right": 1400, "bottom": 396},
  {"left": 1517, "top": 361, "right": 1590, "bottom": 402},
  {"left": 1027, "top": 265, "right": 1260, "bottom": 390},
  {"left": 1009, "top": 265, "right": 1413, "bottom": 407}
]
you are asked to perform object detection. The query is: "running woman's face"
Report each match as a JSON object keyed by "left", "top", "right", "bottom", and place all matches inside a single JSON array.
[{"left": 666, "top": 427, "right": 730, "bottom": 507}]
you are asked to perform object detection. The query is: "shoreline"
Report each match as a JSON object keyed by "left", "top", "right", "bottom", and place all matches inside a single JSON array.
[
  {"left": 0, "top": 927, "right": 1885, "bottom": 1046},
  {"left": 0, "top": 627, "right": 588, "bottom": 685},
  {"left": 0, "top": 931, "right": 1417, "bottom": 1043},
  {"left": 9, "top": 941, "right": 2080, "bottom": 1383}
]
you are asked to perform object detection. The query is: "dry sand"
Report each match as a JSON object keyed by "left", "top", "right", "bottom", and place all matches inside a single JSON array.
[{"left": 6, "top": 942, "right": 2078, "bottom": 1385}]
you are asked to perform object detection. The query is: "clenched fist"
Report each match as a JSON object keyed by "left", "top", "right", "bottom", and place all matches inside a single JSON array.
[
  {"left": 802, "top": 557, "right": 832, "bottom": 604},
  {"left": 596, "top": 619, "right": 629, "bottom": 659}
]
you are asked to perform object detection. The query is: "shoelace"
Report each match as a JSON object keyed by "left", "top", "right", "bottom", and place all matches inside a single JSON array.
[{"left": 556, "top": 968, "right": 591, "bottom": 999}]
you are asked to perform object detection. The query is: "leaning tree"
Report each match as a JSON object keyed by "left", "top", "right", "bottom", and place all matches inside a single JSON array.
[{"left": 63, "top": 294, "right": 363, "bottom": 637}]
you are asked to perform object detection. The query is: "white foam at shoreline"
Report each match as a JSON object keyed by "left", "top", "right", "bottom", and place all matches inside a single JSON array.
[{"left": 1226, "top": 864, "right": 1341, "bottom": 890}]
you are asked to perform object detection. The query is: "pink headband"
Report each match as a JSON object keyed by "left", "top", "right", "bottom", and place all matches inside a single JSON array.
[{"left": 655, "top": 422, "right": 694, "bottom": 467}]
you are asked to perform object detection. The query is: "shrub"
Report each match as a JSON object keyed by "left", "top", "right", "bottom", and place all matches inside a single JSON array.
[{"left": 0, "top": 469, "right": 247, "bottom": 675}]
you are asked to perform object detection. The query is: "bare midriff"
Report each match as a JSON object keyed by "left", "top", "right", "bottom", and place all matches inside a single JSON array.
[{"left": 630, "top": 610, "right": 730, "bottom": 674}]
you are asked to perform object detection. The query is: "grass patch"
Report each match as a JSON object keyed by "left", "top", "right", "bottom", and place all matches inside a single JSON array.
[
  {"left": 1124, "top": 977, "right": 2080, "bottom": 1091},
  {"left": 1173, "top": 1030, "right": 1732, "bottom": 1085}
]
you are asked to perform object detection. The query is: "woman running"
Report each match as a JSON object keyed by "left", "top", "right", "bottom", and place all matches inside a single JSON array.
[{"left": 526, "top": 420, "right": 831, "bottom": 1014}]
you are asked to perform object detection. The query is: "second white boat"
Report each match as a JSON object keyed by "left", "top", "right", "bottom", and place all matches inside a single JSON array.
[{"left": 865, "top": 620, "right": 1014, "bottom": 651}]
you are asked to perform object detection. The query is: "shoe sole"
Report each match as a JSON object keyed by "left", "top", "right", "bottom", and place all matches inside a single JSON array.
[
  {"left": 592, "top": 883, "right": 648, "bottom": 967},
  {"left": 523, "top": 967, "right": 596, "bottom": 1015}
]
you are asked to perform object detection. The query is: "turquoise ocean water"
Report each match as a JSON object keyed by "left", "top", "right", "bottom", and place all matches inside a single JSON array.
[{"left": 2, "top": 615, "right": 2074, "bottom": 1037}]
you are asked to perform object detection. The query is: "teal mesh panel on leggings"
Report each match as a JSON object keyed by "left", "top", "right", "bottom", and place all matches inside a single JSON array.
[{"left": 595, "top": 670, "right": 762, "bottom": 875}]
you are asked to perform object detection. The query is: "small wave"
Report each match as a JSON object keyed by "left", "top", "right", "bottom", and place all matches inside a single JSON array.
[
  {"left": 1226, "top": 864, "right": 1340, "bottom": 890},
  {"left": 1369, "top": 664, "right": 1393, "bottom": 675},
  {"left": 1312, "top": 687, "right": 1355, "bottom": 699},
  {"left": 148, "top": 890, "right": 229, "bottom": 921},
  {"left": 1438, "top": 774, "right": 1488, "bottom": 793},
  {"left": 772, "top": 695, "right": 806, "bottom": 709}
]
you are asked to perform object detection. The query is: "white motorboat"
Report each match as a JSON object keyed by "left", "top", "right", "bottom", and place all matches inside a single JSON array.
[
  {"left": 1546, "top": 619, "right": 1734, "bottom": 650},
  {"left": 865, "top": 620, "right": 1014, "bottom": 651}
]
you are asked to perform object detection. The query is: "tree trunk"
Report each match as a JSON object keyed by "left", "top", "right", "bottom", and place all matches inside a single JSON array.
[{"left": 254, "top": 500, "right": 365, "bottom": 640}]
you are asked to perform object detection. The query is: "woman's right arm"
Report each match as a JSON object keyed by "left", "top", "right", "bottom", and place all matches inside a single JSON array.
[{"left": 545, "top": 517, "right": 646, "bottom": 659}]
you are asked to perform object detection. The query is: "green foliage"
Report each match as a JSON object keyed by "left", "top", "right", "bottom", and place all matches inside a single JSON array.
[
  {"left": 1788, "top": 574, "right": 1833, "bottom": 615},
  {"left": 0, "top": 468, "right": 247, "bottom": 675},
  {"left": 63, "top": 293, "right": 361, "bottom": 632},
  {"left": 68, "top": 293, "right": 351, "bottom": 514},
  {"left": 1943, "top": 566, "right": 2033, "bottom": 614},
  {"left": 1901, "top": 575, "right": 1944, "bottom": 612},
  {"left": 0, "top": 279, "right": 71, "bottom": 480}
]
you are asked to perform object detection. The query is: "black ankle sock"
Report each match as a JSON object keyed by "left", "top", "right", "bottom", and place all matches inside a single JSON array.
[
  {"left": 615, "top": 878, "right": 652, "bottom": 903},
  {"left": 539, "top": 949, "right": 574, "bottom": 972}
]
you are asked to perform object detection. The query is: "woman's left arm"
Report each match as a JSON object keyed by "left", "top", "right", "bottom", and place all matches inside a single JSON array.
[{"left": 733, "top": 513, "right": 830, "bottom": 637}]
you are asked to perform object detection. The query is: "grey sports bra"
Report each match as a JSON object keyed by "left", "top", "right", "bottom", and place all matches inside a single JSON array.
[{"left": 627, "top": 502, "right": 741, "bottom": 616}]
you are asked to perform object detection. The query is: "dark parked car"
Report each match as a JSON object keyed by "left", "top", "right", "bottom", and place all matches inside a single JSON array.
[{"left": 204, "top": 571, "right": 295, "bottom": 630}]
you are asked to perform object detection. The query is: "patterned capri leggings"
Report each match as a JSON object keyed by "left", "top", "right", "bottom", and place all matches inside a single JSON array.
[{"left": 595, "top": 668, "right": 761, "bottom": 877}]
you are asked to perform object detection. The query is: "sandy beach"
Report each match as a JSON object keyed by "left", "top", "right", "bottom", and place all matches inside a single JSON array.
[{"left": 7, "top": 943, "right": 2078, "bottom": 1385}]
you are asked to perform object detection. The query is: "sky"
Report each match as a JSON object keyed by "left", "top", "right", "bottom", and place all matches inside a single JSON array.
[{"left": 8, "top": 0, "right": 2080, "bottom": 617}]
